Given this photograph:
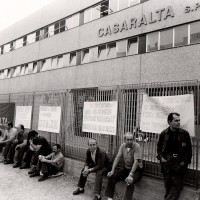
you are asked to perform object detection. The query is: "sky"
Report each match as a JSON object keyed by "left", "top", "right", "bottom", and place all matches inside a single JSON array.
[{"left": 0, "top": 0, "right": 55, "bottom": 32}]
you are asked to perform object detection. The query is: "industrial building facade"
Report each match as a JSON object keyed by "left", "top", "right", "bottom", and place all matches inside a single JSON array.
[{"left": 0, "top": 0, "right": 199, "bottom": 189}]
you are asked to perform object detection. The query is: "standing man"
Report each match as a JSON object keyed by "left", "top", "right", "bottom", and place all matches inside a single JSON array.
[
  {"left": 73, "top": 138, "right": 112, "bottom": 200},
  {"left": 157, "top": 112, "right": 192, "bottom": 200},
  {"left": 105, "top": 132, "right": 142, "bottom": 200},
  {"left": 29, "top": 144, "right": 64, "bottom": 182}
]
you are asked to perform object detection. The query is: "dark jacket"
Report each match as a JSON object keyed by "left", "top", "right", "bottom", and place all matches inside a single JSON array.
[
  {"left": 157, "top": 127, "right": 192, "bottom": 165},
  {"left": 84, "top": 147, "right": 112, "bottom": 172}
]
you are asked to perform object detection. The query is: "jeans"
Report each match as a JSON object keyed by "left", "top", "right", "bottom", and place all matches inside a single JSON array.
[
  {"left": 14, "top": 144, "right": 29, "bottom": 165},
  {"left": 105, "top": 167, "right": 142, "bottom": 200}
]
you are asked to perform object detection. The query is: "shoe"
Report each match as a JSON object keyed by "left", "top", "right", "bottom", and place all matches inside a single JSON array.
[
  {"left": 93, "top": 195, "right": 101, "bottom": 200},
  {"left": 38, "top": 176, "right": 48, "bottom": 182},
  {"left": 4, "top": 160, "right": 14, "bottom": 164},
  {"left": 28, "top": 167, "right": 36, "bottom": 174},
  {"left": 13, "top": 163, "right": 21, "bottom": 168},
  {"left": 29, "top": 172, "right": 40, "bottom": 178},
  {"left": 19, "top": 164, "right": 30, "bottom": 169},
  {"left": 73, "top": 188, "right": 85, "bottom": 195}
]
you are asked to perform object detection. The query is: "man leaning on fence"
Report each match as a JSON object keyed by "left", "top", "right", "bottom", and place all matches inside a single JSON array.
[
  {"left": 73, "top": 138, "right": 112, "bottom": 200},
  {"left": 105, "top": 131, "right": 143, "bottom": 200},
  {"left": 157, "top": 112, "right": 192, "bottom": 200}
]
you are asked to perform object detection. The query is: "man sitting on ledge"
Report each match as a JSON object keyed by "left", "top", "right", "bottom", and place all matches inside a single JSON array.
[
  {"left": 29, "top": 143, "right": 64, "bottom": 182},
  {"left": 105, "top": 132, "right": 143, "bottom": 200},
  {"left": 73, "top": 138, "right": 112, "bottom": 200}
]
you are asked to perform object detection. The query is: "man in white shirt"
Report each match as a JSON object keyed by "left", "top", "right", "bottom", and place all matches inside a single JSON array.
[{"left": 0, "top": 122, "right": 17, "bottom": 161}]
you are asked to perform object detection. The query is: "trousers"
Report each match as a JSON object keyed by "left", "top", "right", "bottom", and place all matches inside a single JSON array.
[
  {"left": 162, "top": 158, "right": 187, "bottom": 200},
  {"left": 105, "top": 167, "right": 142, "bottom": 200},
  {"left": 78, "top": 167, "right": 110, "bottom": 195}
]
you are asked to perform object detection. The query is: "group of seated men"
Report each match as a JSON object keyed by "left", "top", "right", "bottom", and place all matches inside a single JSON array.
[
  {"left": 0, "top": 122, "right": 64, "bottom": 182},
  {"left": 0, "top": 122, "right": 143, "bottom": 200}
]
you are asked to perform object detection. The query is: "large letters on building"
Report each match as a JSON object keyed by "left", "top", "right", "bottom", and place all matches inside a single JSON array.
[
  {"left": 15, "top": 106, "right": 32, "bottom": 129},
  {"left": 82, "top": 101, "right": 118, "bottom": 135},
  {"left": 140, "top": 94, "right": 195, "bottom": 136},
  {"left": 0, "top": 103, "right": 15, "bottom": 129},
  {"left": 38, "top": 106, "right": 61, "bottom": 133}
]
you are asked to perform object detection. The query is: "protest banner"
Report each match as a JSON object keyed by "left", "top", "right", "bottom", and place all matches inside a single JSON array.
[
  {"left": 140, "top": 94, "right": 195, "bottom": 136},
  {"left": 38, "top": 106, "right": 61, "bottom": 133},
  {"left": 15, "top": 106, "right": 32, "bottom": 129},
  {"left": 0, "top": 103, "right": 15, "bottom": 129},
  {"left": 82, "top": 101, "right": 118, "bottom": 135}
]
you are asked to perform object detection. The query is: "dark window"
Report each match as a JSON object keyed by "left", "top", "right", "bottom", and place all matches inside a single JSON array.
[
  {"left": 23, "top": 36, "right": 27, "bottom": 46},
  {"left": 117, "top": 40, "right": 126, "bottom": 57},
  {"left": 174, "top": 25, "right": 188, "bottom": 47},
  {"left": 54, "top": 22, "right": 60, "bottom": 34},
  {"left": 147, "top": 32, "right": 158, "bottom": 52},
  {"left": 36, "top": 30, "right": 40, "bottom": 41},
  {"left": 60, "top": 20, "right": 66, "bottom": 32},
  {"left": 138, "top": 35, "right": 146, "bottom": 54},
  {"left": 101, "top": 0, "right": 109, "bottom": 17}
]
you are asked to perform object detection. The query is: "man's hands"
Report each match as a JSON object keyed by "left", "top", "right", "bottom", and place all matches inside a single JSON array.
[
  {"left": 39, "top": 155, "right": 46, "bottom": 162},
  {"left": 107, "top": 170, "right": 114, "bottom": 177},
  {"left": 125, "top": 175, "right": 133, "bottom": 185}
]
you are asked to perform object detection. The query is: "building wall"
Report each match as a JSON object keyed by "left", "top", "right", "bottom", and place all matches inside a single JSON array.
[{"left": 0, "top": 0, "right": 200, "bottom": 94}]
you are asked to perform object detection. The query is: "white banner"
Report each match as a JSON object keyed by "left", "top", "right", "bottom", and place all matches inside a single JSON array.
[
  {"left": 140, "top": 94, "right": 195, "bottom": 136},
  {"left": 82, "top": 101, "right": 118, "bottom": 135},
  {"left": 38, "top": 106, "right": 61, "bottom": 133},
  {"left": 15, "top": 106, "right": 32, "bottom": 129}
]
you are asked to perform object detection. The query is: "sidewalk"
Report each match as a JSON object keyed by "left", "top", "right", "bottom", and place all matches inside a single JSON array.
[{"left": 0, "top": 162, "right": 96, "bottom": 200}]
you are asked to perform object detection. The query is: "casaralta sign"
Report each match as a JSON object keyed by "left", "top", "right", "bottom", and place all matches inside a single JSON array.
[{"left": 98, "top": 6, "right": 174, "bottom": 37}]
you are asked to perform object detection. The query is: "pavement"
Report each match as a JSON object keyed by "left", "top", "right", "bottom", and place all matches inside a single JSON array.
[{"left": 0, "top": 161, "right": 96, "bottom": 200}]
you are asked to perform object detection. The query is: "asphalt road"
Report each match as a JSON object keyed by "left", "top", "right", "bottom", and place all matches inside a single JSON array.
[{"left": 0, "top": 162, "right": 95, "bottom": 200}]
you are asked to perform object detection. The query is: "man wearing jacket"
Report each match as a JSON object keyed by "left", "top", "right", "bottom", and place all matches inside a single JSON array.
[
  {"left": 157, "top": 112, "right": 192, "bottom": 200},
  {"left": 73, "top": 138, "right": 112, "bottom": 200}
]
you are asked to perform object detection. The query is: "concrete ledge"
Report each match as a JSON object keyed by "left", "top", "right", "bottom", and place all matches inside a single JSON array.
[{"left": 63, "top": 157, "right": 200, "bottom": 200}]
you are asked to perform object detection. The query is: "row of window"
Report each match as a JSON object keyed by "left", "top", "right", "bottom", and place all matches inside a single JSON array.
[
  {"left": 147, "top": 21, "right": 200, "bottom": 52},
  {"left": 1, "top": 20, "right": 200, "bottom": 80},
  {"left": 0, "top": 0, "right": 148, "bottom": 54}
]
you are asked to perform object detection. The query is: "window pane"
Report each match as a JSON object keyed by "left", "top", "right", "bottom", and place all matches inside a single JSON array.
[
  {"left": 101, "top": 0, "right": 109, "bottom": 17},
  {"left": 98, "top": 45, "right": 107, "bottom": 60},
  {"left": 54, "top": 22, "right": 59, "bottom": 34},
  {"left": 36, "top": 30, "right": 40, "bottom": 41},
  {"left": 28, "top": 63, "right": 33, "bottom": 73},
  {"left": 190, "top": 21, "right": 200, "bottom": 44},
  {"left": 66, "top": 14, "right": 79, "bottom": 29},
  {"left": 127, "top": 37, "right": 138, "bottom": 55},
  {"left": 130, "top": 0, "right": 140, "bottom": 6},
  {"left": 52, "top": 57, "right": 58, "bottom": 68},
  {"left": 20, "top": 66, "right": 25, "bottom": 75},
  {"left": 84, "top": 8, "right": 92, "bottom": 23},
  {"left": 13, "top": 66, "right": 20, "bottom": 77},
  {"left": 60, "top": 19, "right": 66, "bottom": 32},
  {"left": 4, "top": 44, "right": 10, "bottom": 53},
  {"left": 24, "top": 64, "right": 29, "bottom": 74},
  {"left": 92, "top": 5, "right": 101, "bottom": 20},
  {"left": 138, "top": 35, "right": 146, "bottom": 54},
  {"left": 33, "top": 62, "right": 38, "bottom": 73},
  {"left": 49, "top": 25, "right": 54, "bottom": 36},
  {"left": 117, "top": 40, "right": 127, "bottom": 57},
  {"left": 147, "top": 32, "right": 158, "bottom": 52},
  {"left": 160, "top": 29, "right": 173, "bottom": 50},
  {"left": 43, "top": 27, "right": 49, "bottom": 38},
  {"left": 58, "top": 56, "right": 63, "bottom": 68},
  {"left": 70, "top": 52, "right": 77, "bottom": 65},
  {"left": 82, "top": 49, "right": 90, "bottom": 64},
  {"left": 15, "top": 38, "right": 23, "bottom": 49},
  {"left": 174, "top": 25, "right": 188, "bottom": 47},
  {"left": 109, "top": 0, "right": 118, "bottom": 13},
  {"left": 27, "top": 32, "right": 36, "bottom": 44},
  {"left": 107, "top": 43, "right": 116, "bottom": 59},
  {"left": 119, "top": 0, "right": 129, "bottom": 10}
]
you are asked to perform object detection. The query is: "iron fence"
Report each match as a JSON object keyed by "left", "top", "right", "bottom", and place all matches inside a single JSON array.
[{"left": 0, "top": 80, "right": 199, "bottom": 188}]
